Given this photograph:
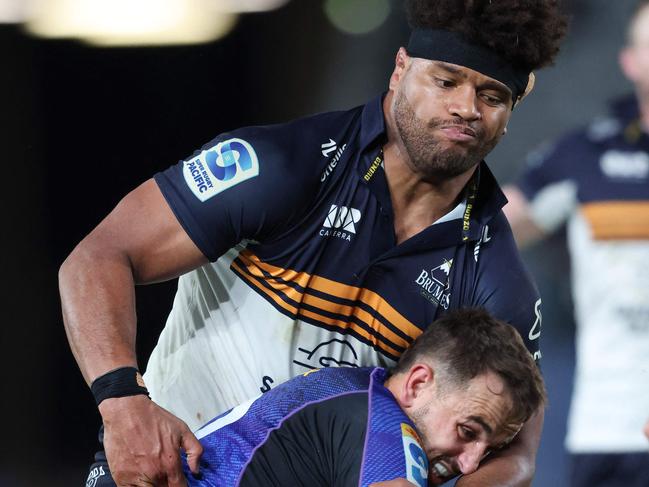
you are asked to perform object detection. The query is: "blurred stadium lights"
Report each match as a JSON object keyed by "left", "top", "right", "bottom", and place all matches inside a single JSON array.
[
  {"left": 211, "top": 0, "right": 290, "bottom": 13},
  {"left": 324, "top": 0, "right": 391, "bottom": 35},
  {"left": 0, "top": 0, "right": 30, "bottom": 22},
  {"left": 6, "top": 0, "right": 290, "bottom": 46}
]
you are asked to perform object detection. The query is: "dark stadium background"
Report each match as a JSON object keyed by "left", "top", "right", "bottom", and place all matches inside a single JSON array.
[{"left": 0, "top": 1, "right": 638, "bottom": 485}]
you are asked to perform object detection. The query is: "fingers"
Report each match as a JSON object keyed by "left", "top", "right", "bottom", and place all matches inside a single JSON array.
[
  {"left": 102, "top": 397, "right": 199, "bottom": 487},
  {"left": 181, "top": 430, "right": 204, "bottom": 475}
]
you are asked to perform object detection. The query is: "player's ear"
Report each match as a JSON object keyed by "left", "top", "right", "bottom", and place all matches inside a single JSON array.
[
  {"left": 400, "top": 363, "right": 435, "bottom": 407},
  {"left": 389, "top": 47, "right": 410, "bottom": 91}
]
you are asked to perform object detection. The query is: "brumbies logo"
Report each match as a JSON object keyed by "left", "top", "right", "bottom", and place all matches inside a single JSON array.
[
  {"left": 183, "top": 137, "right": 259, "bottom": 202},
  {"left": 415, "top": 259, "right": 452, "bottom": 309}
]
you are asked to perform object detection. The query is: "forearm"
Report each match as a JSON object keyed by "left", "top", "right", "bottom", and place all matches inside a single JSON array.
[
  {"left": 59, "top": 240, "right": 138, "bottom": 384},
  {"left": 454, "top": 450, "right": 533, "bottom": 487},
  {"left": 456, "top": 408, "right": 543, "bottom": 487}
]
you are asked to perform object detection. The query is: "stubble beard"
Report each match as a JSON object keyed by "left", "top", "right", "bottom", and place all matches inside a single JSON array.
[
  {"left": 410, "top": 404, "right": 458, "bottom": 485},
  {"left": 393, "top": 89, "right": 500, "bottom": 182}
]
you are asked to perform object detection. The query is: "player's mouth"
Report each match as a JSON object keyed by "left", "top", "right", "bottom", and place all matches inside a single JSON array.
[
  {"left": 429, "top": 460, "right": 455, "bottom": 484},
  {"left": 438, "top": 125, "right": 477, "bottom": 142}
]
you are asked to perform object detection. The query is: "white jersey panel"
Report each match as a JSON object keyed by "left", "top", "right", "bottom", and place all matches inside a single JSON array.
[
  {"left": 143, "top": 247, "right": 394, "bottom": 431},
  {"left": 565, "top": 212, "right": 649, "bottom": 452}
]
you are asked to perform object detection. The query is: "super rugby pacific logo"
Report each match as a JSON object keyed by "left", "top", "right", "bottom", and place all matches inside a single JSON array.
[{"left": 183, "top": 137, "right": 259, "bottom": 202}]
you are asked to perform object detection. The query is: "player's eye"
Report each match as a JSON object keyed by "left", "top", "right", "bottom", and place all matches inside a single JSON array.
[
  {"left": 480, "top": 92, "right": 504, "bottom": 106},
  {"left": 434, "top": 77, "right": 455, "bottom": 88},
  {"left": 458, "top": 425, "right": 477, "bottom": 441}
]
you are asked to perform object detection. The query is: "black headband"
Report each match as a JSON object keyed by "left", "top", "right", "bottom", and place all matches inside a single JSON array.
[{"left": 406, "top": 28, "right": 530, "bottom": 104}]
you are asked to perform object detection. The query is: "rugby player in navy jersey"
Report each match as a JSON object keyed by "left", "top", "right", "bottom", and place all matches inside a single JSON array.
[{"left": 60, "top": 1, "right": 567, "bottom": 486}]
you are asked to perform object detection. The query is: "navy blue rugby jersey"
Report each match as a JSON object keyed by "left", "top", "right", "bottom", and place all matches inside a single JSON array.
[
  {"left": 184, "top": 367, "right": 429, "bottom": 487},
  {"left": 147, "top": 94, "right": 541, "bottom": 428}
]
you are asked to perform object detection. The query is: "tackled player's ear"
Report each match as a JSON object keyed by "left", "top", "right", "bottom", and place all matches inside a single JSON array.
[{"left": 401, "top": 363, "right": 435, "bottom": 407}]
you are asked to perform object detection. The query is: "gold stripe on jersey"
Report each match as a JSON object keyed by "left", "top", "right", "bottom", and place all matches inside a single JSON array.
[
  {"left": 230, "top": 259, "right": 403, "bottom": 357},
  {"left": 231, "top": 250, "right": 423, "bottom": 357},
  {"left": 581, "top": 201, "right": 649, "bottom": 240}
]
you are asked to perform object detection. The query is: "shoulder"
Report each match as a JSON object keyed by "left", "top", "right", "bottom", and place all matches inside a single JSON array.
[{"left": 201, "top": 106, "right": 362, "bottom": 192}]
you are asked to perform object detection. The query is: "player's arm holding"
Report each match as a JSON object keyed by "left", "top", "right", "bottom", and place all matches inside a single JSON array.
[
  {"left": 59, "top": 179, "right": 207, "bottom": 486},
  {"left": 60, "top": 126, "right": 324, "bottom": 485}
]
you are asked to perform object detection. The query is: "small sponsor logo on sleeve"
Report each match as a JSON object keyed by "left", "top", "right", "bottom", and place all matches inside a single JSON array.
[{"left": 183, "top": 137, "right": 259, "bottom": 201}]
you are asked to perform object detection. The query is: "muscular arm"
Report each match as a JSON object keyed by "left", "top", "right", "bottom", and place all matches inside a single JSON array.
[
  {"left": 455, "top": 408, "right": 544, "bottom": 487},
  {"left": 59, "top": 178, "right": 208, "bottom": 486}
]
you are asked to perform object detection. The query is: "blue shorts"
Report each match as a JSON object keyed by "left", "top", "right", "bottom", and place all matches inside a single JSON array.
[{"left": 569, "top": 452, "right": 649, "bottom": 487}]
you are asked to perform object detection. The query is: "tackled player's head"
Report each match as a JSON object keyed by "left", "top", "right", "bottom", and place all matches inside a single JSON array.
[
  {"left": 387, "top": 308, "right": 545, "bottom": 484},
  {"left": 392, "top": 308, "right": 546, "bottom": 424}
]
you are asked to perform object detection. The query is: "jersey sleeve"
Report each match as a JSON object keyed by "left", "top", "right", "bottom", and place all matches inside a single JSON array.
[
  {"left": 473, "top": 213, "right": 543, "bottom": 361},
  {"left": 153, "top": 124, "right": 323, "bottom": 262},
  {"left": 515, "top": 134, "right": 584, "bottom": 233}
]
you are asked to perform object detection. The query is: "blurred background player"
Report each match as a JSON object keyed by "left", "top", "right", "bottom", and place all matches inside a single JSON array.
[
  {"left": 59, "top": 1, "right": 567, "bottom": 485},
  {"left": 503, "top": 1, "right": 649, "bottom": 485}
]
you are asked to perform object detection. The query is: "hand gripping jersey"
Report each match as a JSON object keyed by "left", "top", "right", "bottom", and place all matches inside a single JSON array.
[
  {"left": 517, "top": 96, "right": 649, "bottom": 453},
  {"left": 147, "top": 94, "right": 541, "bottom": 430},
  {"left": 183, "top": 367, "right": 429, "bottom": 487}
]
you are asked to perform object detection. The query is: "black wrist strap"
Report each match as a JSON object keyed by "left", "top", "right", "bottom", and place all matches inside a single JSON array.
[{"left": 90, "top": 366, "right": 150, "bottom": 406}]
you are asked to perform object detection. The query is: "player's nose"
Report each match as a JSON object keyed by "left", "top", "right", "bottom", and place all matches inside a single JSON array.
[
  {"left": 447, "top": 85, "right": 481, "bottom": 122},
  {"left": 456, "top": 442, "right": 486, "bottom": 475}
]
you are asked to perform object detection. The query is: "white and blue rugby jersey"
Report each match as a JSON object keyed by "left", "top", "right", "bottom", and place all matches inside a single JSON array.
[
  {"left": 517, "top": 96, "right": 649, "bottom": 453},
  {"left": 148, "top": 94, "right": 541, "bottom": 430}
]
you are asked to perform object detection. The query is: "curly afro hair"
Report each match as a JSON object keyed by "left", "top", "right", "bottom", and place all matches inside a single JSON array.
[{"left": 405, "top": 0, "right": 568, "bottom": 72}]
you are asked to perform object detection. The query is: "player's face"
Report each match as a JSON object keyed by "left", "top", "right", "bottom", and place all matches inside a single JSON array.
[
  {"left": 389, "top": 51, "right": 513, "bottom": 181},
  {"left": 409, "top": 370, "right": 523, "bottom": 485}
]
